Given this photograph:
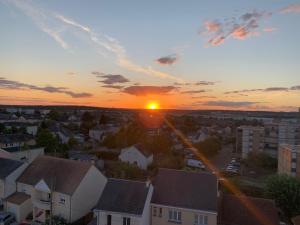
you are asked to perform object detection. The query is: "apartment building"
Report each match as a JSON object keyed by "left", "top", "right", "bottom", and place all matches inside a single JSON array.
[
  {"left": 151, "top": 169, "right": 218, "bottom": 225},
  {"left": 278, "top": 144, "right": 300, "bottom": 177},
  {"left": 278, "top": 122, "right": 300, "bottom": 146},
  {"left": 5, "top": 156, "right": 107, "bottom": 223},
  {"left": 236, "top": 126, "right": 265, "bottom": 159}
]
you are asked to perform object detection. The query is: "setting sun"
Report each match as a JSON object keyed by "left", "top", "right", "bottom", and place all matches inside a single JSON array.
[{"left": 146, "top": 101, "right": 159, "bottom": 110}]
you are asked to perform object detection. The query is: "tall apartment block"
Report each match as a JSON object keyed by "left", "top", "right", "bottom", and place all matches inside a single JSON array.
[
  {"left": 278, "top": 144, "right": 300, "bottom": 177},
  {"left": 236, "top": 126, "right": 265, "bottom": 159}
]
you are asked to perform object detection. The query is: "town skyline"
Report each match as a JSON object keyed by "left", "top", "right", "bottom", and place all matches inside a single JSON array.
[{"left": 1, "top": 0, "right": 300, "bottom": 111}]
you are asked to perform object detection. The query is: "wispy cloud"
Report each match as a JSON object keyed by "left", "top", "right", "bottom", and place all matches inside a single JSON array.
[
  {"left": 156, "top": 54, "right": 178, "bottom": 65},
  {"left": 263, "top": 27, "right": 277, "bottom": 33},
  {"left": 201, "top": 100, "right": 259, "bottom": 108},
  {"left": 280, "top": 3, "right": 300, "bottom": 14},
  {"left": 101, "top": 85, "right": 124, "bottom": 89},
  {"left": 174, "top": 81, "right": 217, "bottom": 86},
  {"left": 122, "top": 85, "right": 177, "bottom": 96},
  {"left": 0, "top": 77, "right": 92, "bottom": 98},
  {"left": 202, "top": 10, "right": 271, "bottom": 46},
  {"left": 7, "top": 0, "right": 69, "bottom": 49},
  {"left": 181, "top": 89, "right": 208, "bottom": 94},
  {"left": 6, "top": 0, "right": 182, "bottom": 82},
  {"left": 54, "top": 13, "right": 182, "bottom": 81},
  {"left": 224, "top": 85, "right": 299, "bottom": 95}
]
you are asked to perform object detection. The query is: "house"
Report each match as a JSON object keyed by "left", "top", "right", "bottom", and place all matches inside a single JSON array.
[
  {"left": 0, "top": 157, "right": 27, "bottom": 206},
  {"left": 89, "top": 125, "right": 119, "bottom": 142},
  {"left": 9, "top": 147, "right": 44, "bottom": 163},
  {"left": 119, "top": 144, "right": 153, "bottom": 170},
  {"left": 94, "top": 178, "right": 153, "bottom": 225},
  {"left": 0, "top": 134, "right": 36, "bottom": 151},
  {"left": 218, "top": 194, "right": 280, "bottom": 225},
  {"left": 151, "top": 169, "right": 218, "bottom": 225},
  {"left": 6, "top": 156, "right": 107, "bottom": 223}
]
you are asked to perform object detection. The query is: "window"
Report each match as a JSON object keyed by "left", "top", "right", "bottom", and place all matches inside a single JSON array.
[
  {"left": 159, "top": 208, "right": 162, "bottom": 217},
  {"left": 194, "top": 214, "right": 208, "bottom": 225},
  {"left": 153, "top": 207, "right": 157, "bottom": 217},
  {"left": 168, "top": 210, "right": 181, "bottom": 223},
  {"left": 123, "top": 217, "right": 130, "bottom": 225},
  {"left": 59, "top": 197, "right": 65, "bottom": 204},
  {"left": 107, "top": 215, "right": 111, "bottom": 225}
]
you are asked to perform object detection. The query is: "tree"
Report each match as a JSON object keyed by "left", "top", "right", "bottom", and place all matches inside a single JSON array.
[
  {"left": 36, "top": 128, "right": 58, "bottom": 153},
  {"left": 265, "top": 174, "right": 300, "bottom": 218},
  {"left": 80, "top": 112, "right": 95, "bottom": 134},
  {"left": 195, "top": 137, "right": 221, "bottom": 158},
  {"left": 48, "top": 110, "right": 61, "bottom": 121},
  {"left": 99, "top": 114, "right": 109, "bottom": 125}
]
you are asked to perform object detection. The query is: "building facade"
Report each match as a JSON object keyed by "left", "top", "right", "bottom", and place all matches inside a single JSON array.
[{"left": 278, "top": 144, "right": 300, "bottom": 177}]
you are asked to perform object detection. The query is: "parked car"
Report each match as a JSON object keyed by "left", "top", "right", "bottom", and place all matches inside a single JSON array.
[
  {"left": 186, "top": 159, "right": 205, "bottom": 169},
  {"left": 0, "top": 212, "right": 15, "bottom": 225}
]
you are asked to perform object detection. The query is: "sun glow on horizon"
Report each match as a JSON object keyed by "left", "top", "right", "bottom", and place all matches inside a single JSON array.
[{"left": 146, "top": 101, "right": 159, "bottom": 110}]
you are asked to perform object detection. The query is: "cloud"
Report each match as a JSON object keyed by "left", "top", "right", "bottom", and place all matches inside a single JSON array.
[
  {"left": 0, "top": 77, "right": 92, "bottom": 98},
  {"left": 174, "top": 81, "right": 217, "bottom": 86},
  {"left": 6, "top": 0, "right": 182, "bottom": 82},
  {"left": 201, "top": 100, "right": 259, "bottom": 108},
  {"left": 263, "top": 27, "right": 277, "bottom": 32},
  {"left": 202, "top": 10, "right": 271, "bottom": 46},
  {"left": 280, "top": 3, "right": 300, "bottom": 14},
  {"left": 67, "top": 72, "right": 76, "bottom": 75},
  {"left": 122, "top": 85, "right": 177, "bottom": 96},
  {"left": 224, "top": 85, "right": 299, "bottom": 95},
  {"left": 95, "top": 73, "right": 130, "bottom": 85},
  {"left": 156, "top": 54, "right": 178, "bottom": 65},
  {"left": 291, "top": 85, "right": 300, "bottom": 90},
  {"left": 6, "top": 0, "right": 69, "bottom": 49},
  {"left": 54, "top": 12, "right": 182, "bottom": 81},
  {"left": 181, "top": 89, "right": 208, "bottom": 94},
  {"left": 101, "top": 85, "right": 124, "bottom": 89}
]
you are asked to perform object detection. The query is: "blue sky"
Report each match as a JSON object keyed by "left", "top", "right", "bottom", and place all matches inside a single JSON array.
[{"left": 0, "top": 0, "right": 300, "bottom": 110}]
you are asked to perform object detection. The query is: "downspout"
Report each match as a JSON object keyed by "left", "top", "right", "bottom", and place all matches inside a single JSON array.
[{"left": 69, "top": 195, "right": 72, "bottom": 223}]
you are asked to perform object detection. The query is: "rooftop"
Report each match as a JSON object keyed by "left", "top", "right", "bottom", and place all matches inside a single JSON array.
[
  {"left": 218, "top": 194, "right": 279, "bottom": 225},
  {"left": 0, "top": 157, "right": 24, "bottom": 179},
  {"left": 17, "top": 155, "right": 93, "bottom": 195},
  {"left": 96, "top": 178, "right": 150, "bottom": 215},
  {"left": 151, "top": 168, "right": 218, "bottom": 212}
]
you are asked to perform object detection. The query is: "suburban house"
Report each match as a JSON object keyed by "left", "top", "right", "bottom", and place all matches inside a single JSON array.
[
  {"left": 0, "top": 134, "right": 36, "bottom": 151},
  {"left": 151, "top": 169, "right": 218, "bottom": 225},
  {"left": 119, "top": 144, "right": 153, "bottom": 170},
  {"left": 218, "top": 194, "right": 279, "bottom": 225},
  {"left": 89, "top": 125, "right": 119, "bottom": 142},
  {"left": 0, "top": 157, "right": 27, "bottom": 206},
  {"left": 6, "top": 156, "right": 107, "bottom": 223},
  {"left": 93, "top": 178, "right": 153, "bottom": 225}
]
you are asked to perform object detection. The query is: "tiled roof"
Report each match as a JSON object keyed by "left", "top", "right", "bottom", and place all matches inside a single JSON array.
[
  {"left": 151, "top": 168, "right": 218, "bottom": 212},
  {"left": 96, "top": 178, "right": 150, "bottom": 215},
  {"left": 17, "top": 156, "right": 93, "bottom": 195},
  {"left": 218, "top": 194, "right": 280, "bottom": 225},
  {"left": 0, "top": 157, "right": 23, "bottom": 179}
]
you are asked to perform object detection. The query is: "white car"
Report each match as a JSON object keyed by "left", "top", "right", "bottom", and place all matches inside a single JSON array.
[{"left": 187, "top": 159, "right": 205, "bottom": 169}]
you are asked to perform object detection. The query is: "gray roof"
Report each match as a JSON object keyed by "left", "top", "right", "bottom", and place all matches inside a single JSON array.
[
  {"left": 96, "top": 178, "right": 150, "bottom": 215},
  {"left": 0, "top": 134, "right": 34, "bottom": 144},
  {"left": 17, "top": 156, "right": 93, "bottom": 195},
  {"left": 151, "top": 168, "right": 218, "bottom": 212},
  {"left": 134, "top": 144, "right": 152, "bottom": 158},
  {"left": 0, "top": 157, "right": 23, "bottom": 179}
]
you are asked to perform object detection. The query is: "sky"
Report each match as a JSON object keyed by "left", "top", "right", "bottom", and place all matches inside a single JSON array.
[{"left": 0, "top": 0, "right": 300, "bottom": 111}]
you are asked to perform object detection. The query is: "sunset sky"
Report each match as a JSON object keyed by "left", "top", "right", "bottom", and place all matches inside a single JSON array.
[{"left": 0, "top": 0, "right": 300, "bottom": 111}]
